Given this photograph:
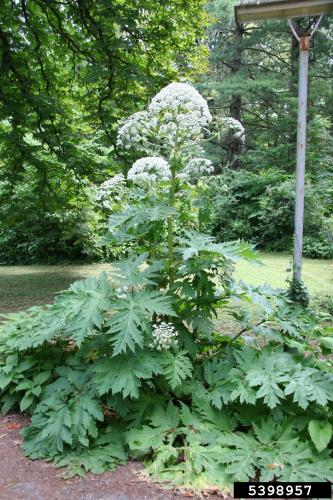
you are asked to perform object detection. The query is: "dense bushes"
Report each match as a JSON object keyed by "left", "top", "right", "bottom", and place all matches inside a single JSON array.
[
  {"left": 0, "top": 177, "right": 104, "bottom": 264},
  {"left": 207, "top": 169, "right": 333, "bottom": 258}
]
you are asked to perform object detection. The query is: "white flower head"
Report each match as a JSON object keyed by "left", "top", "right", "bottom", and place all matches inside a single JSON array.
[
  {"left": 96, "top": 174, "right": 126, "bottom": 203},
  {"left": 149, "top": 83, "right": 212, "bottom": 144},
  {"left": 182, "top": 157, "right": 214, "bottom": 181},
  {"left": 149, "top": 83, "right": 212, "bottom": 126},
  {"left": 149, "top": 321, "right": 179, "bottom": 351},
  {"left": 116, "top": 83, "right": 212, "bottom": 155},
  {"left": 127, "top": 157, "right": 171, "bottom": 185},
  {"left": 219, "top": 117, "right": 245, "bottom": 144},
  {"left": 117, "top": 111, "right": 149, "bottom": 152}
]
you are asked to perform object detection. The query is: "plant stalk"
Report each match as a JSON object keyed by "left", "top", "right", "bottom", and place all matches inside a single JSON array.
[{"left": 167, "top": 172, "right": 176, "bottom": 287}]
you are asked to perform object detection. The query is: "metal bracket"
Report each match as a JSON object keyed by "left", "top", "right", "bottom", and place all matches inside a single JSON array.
[{"left": 288, "top": 14, "right": 324, "bottom": 42}]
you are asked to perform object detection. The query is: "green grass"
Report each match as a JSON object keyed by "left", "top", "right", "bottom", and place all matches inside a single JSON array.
[
  {"left": 236, "top": 252, "right": 333, "bottom": 296},
  {"left": 0, "top": 263, "right": 112, "bottom": 313},
  {"left": 0, "top": 253, "right": 332, "bottom": 314}
]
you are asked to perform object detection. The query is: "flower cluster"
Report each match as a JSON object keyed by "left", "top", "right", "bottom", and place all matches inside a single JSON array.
[
  {"left": 148, "top": 83, "right": 212, "bottom": 143},
  {"left": 96, "top": 174, "right": 126, "bottom": 207},
  {"left": 219, "top": 117, "right": 245, "bottom": 144},
  {"left": 127, "top": 157, "right": 171, "bottom": 185},
  {"left": 116, "top": 83, "right": 212, "bottom": 154},
  {"left": 149, "top": 83, "right": 212, "bottom": 127},
  {"left": 117, "top": 111, "right": 149, "bottom": 152},
  {"left": 149, "top": 322, "right": 179, "bottom": 351},
  {"left": 182, "top": 157, "right": 214, "bottom": 181}
]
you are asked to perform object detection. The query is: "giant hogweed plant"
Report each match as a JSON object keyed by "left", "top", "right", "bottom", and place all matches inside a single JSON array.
[{"left": 1, "top": 84, "right": 333, "bottom": 492}]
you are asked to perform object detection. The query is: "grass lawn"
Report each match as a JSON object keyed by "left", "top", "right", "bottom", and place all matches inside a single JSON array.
[
  {"left": 235, "top": 252, "right": 333, "bottom": 296},
  {"left": 0, "top": 253, "right": 332, "bottom": 314},
  {"left": 0, "top": 263, "right": 112, "bottom": 313}
]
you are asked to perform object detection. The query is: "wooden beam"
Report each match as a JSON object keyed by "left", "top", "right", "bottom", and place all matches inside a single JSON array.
[{"left": 235, "top": 0, "right": 333, "bottom": 23}]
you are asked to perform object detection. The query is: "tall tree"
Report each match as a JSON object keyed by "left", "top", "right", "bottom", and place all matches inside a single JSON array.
[
  {"left": 0, "top": 0, "right": 209, "bottom": 262},
  {"left": 202, "top": 0, "right": 333, "bottom": 173}
]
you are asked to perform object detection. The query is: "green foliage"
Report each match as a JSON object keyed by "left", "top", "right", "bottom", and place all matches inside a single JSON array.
[
  {"left": 308, "top": 420, "right": 333, "bottom": 453},
  {"left": 1, "top": 84, "right": 333, "bottom": 494},
  {"left": 53, "top": 425, "right": 127, "bottom": 478},
  {"left": 0, "top": 0, "right": 209, "bottom": 263},
  {"left": 207, "top": 170, "right": 333, "bottom": 258},
  {"left": 0, "top": 179, "right": 103, "bottom": 264},
  {"left": 287, "top": 274, "right": 310, "bottom": 308},
  {"left": 162, "top": 351, "right": 193, "bottom": 390},
  {"left": 1, "top": 251, "right": 333, "bottom": 491},
  {"left": 202, "top": 1, "right": 333, "bottom": 175},
  {"left": 92, "top": 351, "right": 164, "bottom": 399}
]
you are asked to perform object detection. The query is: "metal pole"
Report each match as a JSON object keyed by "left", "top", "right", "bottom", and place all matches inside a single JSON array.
[{"left": 293, "top": 35, "right": 310, "bottom": 283}]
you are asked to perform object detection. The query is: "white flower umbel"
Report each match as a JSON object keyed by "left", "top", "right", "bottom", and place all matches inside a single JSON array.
[
  {"left": 116, "top": 83, "right": 212, "bottom": 156},
  {"left": 182, "top": 157, "right": 214, "bottom": 181},
  {"left": 149, "top": 83, "right": 212, "bottom": 128},
  {"left": 149, "top": 83, "right": 212, "bottom": 147},
  {"left": 117, "top": 111, "right": 149, "bottom": 152},
  {"left": 127, "top": 157, "right": 171, "bottom": 185},
  {"left": 149, "top": 322, "right": 179, "bottom": 351},
  {"left": 219, "top": 117, "right": 245, "bottom": 144},
  {"left": 96, "top": 174, "right": 126, "bottom": 207}
]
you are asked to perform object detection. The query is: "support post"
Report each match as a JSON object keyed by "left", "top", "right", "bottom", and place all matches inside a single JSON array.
[{"left": 293, "top": 35, "right": 310, "bottom": 283}]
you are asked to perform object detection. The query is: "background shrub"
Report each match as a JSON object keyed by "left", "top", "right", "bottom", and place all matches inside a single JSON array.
[{"left": 207, "top": 169, "right": 333, "bottom": 258}]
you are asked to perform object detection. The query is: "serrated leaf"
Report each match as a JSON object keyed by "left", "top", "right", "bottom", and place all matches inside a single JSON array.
[
  {"left": 284, "top": 368, "right": 333, "bottom": 409},
  {"left": 218, "top": 433, "right": 258, "bottom": 481},
  {"left": 107, "top": 304, "right": 145, "bottom": 355},
  {"left": 110, "top": 254, "right": 166, "bottom": 289},
  {"left": 93, "top": 351, "right": 163, "bottom": 399},
  {"left": 180, "top": 230, "right": 256, "bottom": 262},
  {"left": 108, "top": 204, "right": 176, "bottom": 243},
  {"left": 55, "top": 273, "right": 112, "bottom": 346},
  {"left": 137, "top": 290, "right": 177, "bottom": 317},
  {"left": 107, "top": 290, "right": 176, "bottom": 355},
  {"left": 162, "top": 351, "right": 193, "bottom": 390}
]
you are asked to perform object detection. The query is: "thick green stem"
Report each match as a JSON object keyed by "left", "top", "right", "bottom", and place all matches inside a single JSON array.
[{"left": 167, "top": 173, "right": 176, "bottom": 287}]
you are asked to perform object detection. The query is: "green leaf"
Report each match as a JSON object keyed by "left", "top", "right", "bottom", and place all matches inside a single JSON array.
[
  {"left": 320, "top": 337, "right": 333, "bottom": 351},
  {"left": 110, "top": 254, "right": 159, "bottom": 288},
  {"left": 180, "top": 230, "right": 257, "bottom": 262},
  {"left": 136, "top": 290, "right": 177, "bottom": 317},
  {"left": 246, "top": 351, "right": 292, "bottom": 409},
  {"left": 219, "top": 433, "right": 258, "bottom": 481},
  {"left": 93, "top": 351, "right": 163, "bottom": 399},
  {"left": 53, "top": 426, "right": 127, "bottom": 478},
  {"left": 107, "top": 302, "right": 145, "bottom": 355},
  {"left": 56, "top": 273, "right": 112, "bottom": 346},
  {"left": 0, "top": 373, "right": 12, "bottom": 390},
  {"left": 108, "top": 204, "right": 176, "bottom": 243},
  {"left": 162, "top": 351, "right": 193, "bottom": 390},
  {"left": 284, "top": 368, "right": 333, "bottom": 409},
  {"left": 20, "top": 393, "right": 34, "bottom": 412},
  {"left": 106, "top": 290, "right": 176, "bottom": 355},
  {"left": 33, "top": 370, "right": 52, "bottom": 385},
  {"left": 308, "top": 420, "right": 333, "bottom": 452}
]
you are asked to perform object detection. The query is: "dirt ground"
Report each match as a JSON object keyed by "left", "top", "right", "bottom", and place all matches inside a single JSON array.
[
  {"left": 0, "top": 414, "right": 198, "bottom": 500},
  {"left": 0, "top": 378, "right": 231, "bottom": 500}
]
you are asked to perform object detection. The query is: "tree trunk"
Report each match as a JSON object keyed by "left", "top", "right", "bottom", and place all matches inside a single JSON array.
[{"left": 228, "top": 22, "right": 244, "bottom": 169}]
